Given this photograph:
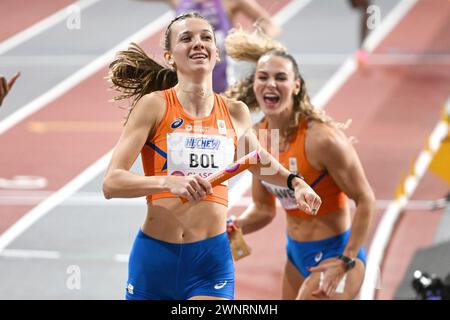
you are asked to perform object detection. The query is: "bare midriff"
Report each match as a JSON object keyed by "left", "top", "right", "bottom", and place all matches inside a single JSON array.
[
  {"left": 141, "top": 198, "right": 228, "bottom": 243},
  {"left": 286, "top": 206, "right": 352, "bottom": 242}
]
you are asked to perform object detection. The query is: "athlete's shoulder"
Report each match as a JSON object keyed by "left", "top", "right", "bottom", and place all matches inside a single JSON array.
[
  {"left": 220, "top": 95, "right": 250, "bottom": 121},
  {"left": 127, "top": 91, "right": 167, "bottom": 130},
  {"left": 307, "top": 120, "right": 351, "bottom": 156},
  {"left": 135, "top": 90, "right": 165, "bottom": 106}
]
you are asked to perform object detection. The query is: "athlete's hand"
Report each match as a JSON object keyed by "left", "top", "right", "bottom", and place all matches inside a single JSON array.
[
  {"left": 308, "top": 259, "right": 348, "bottom": 298},
  {"left": 293, "top": 180, "right": 321, "bottom": 215},
  {"left": 226, "top": 216, "right": 239, "bottom": 237},
  {"left": 165, "top": 175, "right": 213, "bottom": 201},
  {"left": 0, "top": 72, "right": 20, "bottom": 107}
]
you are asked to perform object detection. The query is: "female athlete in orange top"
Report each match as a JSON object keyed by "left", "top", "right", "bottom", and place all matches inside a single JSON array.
[
  {"left": 103, "top": 13, "right": 321, "bottom": 300},
  {"left": 225, "top": 29, "right": 375, "bottom": 300}
]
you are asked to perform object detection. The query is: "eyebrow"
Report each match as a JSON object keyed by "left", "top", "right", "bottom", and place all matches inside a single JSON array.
[
  {"left": 178, "top": 29, "right": 213, "bottom": 37},
  {"left": 256, "top": 70, "right": 288, "bottom": 76}
]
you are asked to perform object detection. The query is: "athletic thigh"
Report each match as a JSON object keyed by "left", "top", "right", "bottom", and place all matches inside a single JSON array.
[{"left": 282, "top": 259, "right": 305, "bottom": 300}]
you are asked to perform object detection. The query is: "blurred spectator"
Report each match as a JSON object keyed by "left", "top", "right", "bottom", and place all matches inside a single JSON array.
[
  {"left": 143, "top": 0, "right": 280, "bottom": 92},
  {"left": 0, "top": 72, "right": 20, "bottom": 107},
  {"left": 349, "top": 0, "right": 371, "bottom": 46},
  {"left": 412, "top": 270, "right": 450, "bottom": 300}
]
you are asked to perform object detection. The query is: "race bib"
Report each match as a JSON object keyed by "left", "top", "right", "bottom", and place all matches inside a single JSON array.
[
  {"left": 261, "top": 181, "right": 298, "bottom": 210},
  {"left": 167, "top": 132, "right": 235, "bottom": 183}
]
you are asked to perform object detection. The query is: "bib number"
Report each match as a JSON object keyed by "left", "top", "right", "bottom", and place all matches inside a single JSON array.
[{"left": 167, "top": 132, "right": 234, "bottom": 180}]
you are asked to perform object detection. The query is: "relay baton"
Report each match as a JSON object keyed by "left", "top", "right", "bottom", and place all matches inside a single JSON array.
[{"left": 181, "top": 150, "right": 260, "bottom": 203}]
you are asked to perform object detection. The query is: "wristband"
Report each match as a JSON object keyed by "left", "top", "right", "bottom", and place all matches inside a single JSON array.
[{"left": 287, "top": 173, "right": 304, "bottom": 191}]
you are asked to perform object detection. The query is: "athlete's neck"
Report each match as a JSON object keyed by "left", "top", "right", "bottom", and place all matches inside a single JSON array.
[
  {"left": 266, "top": 107, "right": 294, "bottom": 134},
  {"left": 265, "top": 107, "right": 296, "bottom": 151},
  {"left": 175, "top": 81, "right": 214, "bottom": 118}
]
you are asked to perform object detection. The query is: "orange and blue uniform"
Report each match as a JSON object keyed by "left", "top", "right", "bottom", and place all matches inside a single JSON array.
[
  {"left": 258, "top": 119, "right": 347, "bottom": 219},
  {"left": 126, "top": 88, "right": 237, "bottom": 300},
  {"left": 257, "top": 118, "right": 366, "bottom": 277},
  {"left": 141, "top": 87, "right": 237, "bottom": 206}
]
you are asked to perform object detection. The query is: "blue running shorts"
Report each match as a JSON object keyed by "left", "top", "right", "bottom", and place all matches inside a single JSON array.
[
  {"left": 126, "top": 230, "right": 234, "bottom": 300},
  {"left": 286, "top": 228, "right": 367, "bottom": 278}
]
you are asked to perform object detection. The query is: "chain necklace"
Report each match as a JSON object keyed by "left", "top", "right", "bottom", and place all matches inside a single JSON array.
[{"left": 180, "top": 88, "right": 213, "bottom": 98}]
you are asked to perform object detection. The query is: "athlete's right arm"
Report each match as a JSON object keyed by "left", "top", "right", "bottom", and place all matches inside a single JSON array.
[
  {"left": 234, "top": 175, "right": 277, "bottom": 235},
  {"left": 233, "top": 0, "right": 281, "bottom": 38},
  {"left": 102, "top": 92, "right": 212, "bottom": 201}
]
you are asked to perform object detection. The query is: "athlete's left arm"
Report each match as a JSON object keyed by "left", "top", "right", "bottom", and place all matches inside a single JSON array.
[
  {"left": 312, "top": 124, "right": 376, "bottom": 260},
  {"left": 227, "top": 99, "right": 321, "bottom": 215}
]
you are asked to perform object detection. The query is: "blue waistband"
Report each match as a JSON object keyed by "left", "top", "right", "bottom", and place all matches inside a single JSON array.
[
  {"left": 287, "top": 228, "right": 351, "bottom": 250},
  {"left": 137, "top": 229, "right": 228, "bottom": 248}
]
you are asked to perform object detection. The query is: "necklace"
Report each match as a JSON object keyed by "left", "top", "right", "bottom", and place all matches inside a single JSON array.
[{"left": 180, "top": 88, "right": 213, "bottom": 98}]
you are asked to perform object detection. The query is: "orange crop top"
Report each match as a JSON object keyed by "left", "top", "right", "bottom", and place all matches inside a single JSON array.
[
  {"left": 141, "top": 88, "right": 237, "bottom": 206},
  {"left": 258, "top": 119, "right": 347, "bottom": 219}
]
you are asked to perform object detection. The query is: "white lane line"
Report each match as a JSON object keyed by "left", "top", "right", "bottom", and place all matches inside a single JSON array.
[
  {"left": 0, "top": 249, "right": 61, "bottom": 260},
  {"left": 311, "top": 56, "right": 357, "bottom": 109},
  {"left": 315, "top": 0, "right": 421, "bottom": 300},
  {"left": 228, "top": 0, "right": 314, "bottom": 209},
  {"left": 312, "top": 0, "right": 418, "bottom": 108},
  {"left": 361, "top": 97, "right": 450, "bottom": 300},
  {"left": 0, "top": 176, "right": 47, "bottom": 189},
  {"left": 0, "top": 1, "right": 308, "bottom": 250},
  {"left": 113, "top": 254, "right": 129, "bottom": 263},
  {"left": 0, "top": 151, "right": 113, "bottom": 253},
  {"left": 0, "top": 10, "right": 173, "bottom": 136},
  {"left": 1, "top": 190, "right": 448, "bottom": 210},
  {"left": 0, "top": 55, "right": 99, "bottom": 67},
  {"left": 273, "top": 0, "right": 312, "bottom": 26},
  {"left": 232, "top": 0, "right": 423, "bottom": 301},
  {"left": 0, "top": 2, "right": 419, "bottom": 288},
  {"left": 0, "top": 250, "right": 129, "bottom": 263},
  {"left": 289, "top": 53, "right": 450, "bottom": 66},
  {"left": 231, "top": 0, "right": 419, "bottom": 210},
  {"left": 226, "top": 0, "right": 312, "bottom": 86},
  {"left": 362, "top": 0, "right": 419, "bottom": 53},
  {"left": 14, "top": 53, "right": 403, "bottom": 69},
  {"left": 0, "top": 0, "right": 102, "bottom": 55}
]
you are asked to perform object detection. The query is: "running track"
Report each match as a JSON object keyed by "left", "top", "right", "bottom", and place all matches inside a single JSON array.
[
  {"left": 0, "top": 0, "right": 449, "bottom": 299},
  {"left": 0, "top": 0, "right": 76, "bottom": 42},
  {"left": 232, "top": 0, "right": 450, "bottom": 299}
]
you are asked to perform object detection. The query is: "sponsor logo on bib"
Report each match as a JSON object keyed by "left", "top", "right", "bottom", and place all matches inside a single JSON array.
[{"left": 184, "top": 137, "right": 221, "bottom": 150}]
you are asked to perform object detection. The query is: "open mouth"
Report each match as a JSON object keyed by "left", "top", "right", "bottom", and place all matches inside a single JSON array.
[
  {"left": 263, "top": 93, "right": 280, "bottom": 107},
  {"left": 189, "top": 53, "right": 208, "bottom": 61}
]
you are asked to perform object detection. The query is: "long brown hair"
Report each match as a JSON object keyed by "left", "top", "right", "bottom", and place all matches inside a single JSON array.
[
  {"left": 108, "top": 12, "right": 213, "bottom": 123},
  {"left": 224, "top": 29, "right": 345, "bottom": 142}
]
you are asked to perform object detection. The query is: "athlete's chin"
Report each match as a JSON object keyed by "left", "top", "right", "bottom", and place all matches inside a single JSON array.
[
  {"left": 188, "top": 64, "right": 215, "bottom": 74},
  {"left": 189, "top": 59, "right": 214, "bottom": 66},
  {"left": 261, "top": 103, "right": 282, "bottom": 114}
]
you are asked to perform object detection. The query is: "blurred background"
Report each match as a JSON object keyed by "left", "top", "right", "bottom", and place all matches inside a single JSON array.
[{"left": 0, "top": 0, "right": 449, "bottom": 300}]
